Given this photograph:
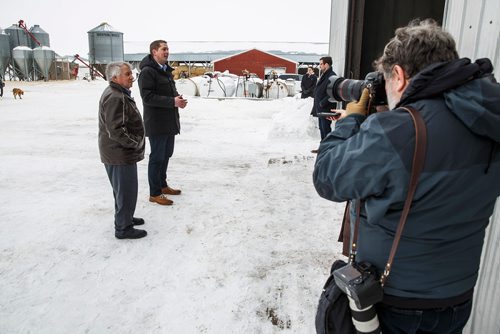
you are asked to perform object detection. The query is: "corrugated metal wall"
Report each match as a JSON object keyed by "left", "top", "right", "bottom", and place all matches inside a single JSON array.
[
  {"left": 328, "top": 1, "right": 349, "bottom": 76},
  {"left": 443, "top": 2, "right": 500, "bottom": 333},
  {"left": 443, "top": 0, "right": 500, "bottom": 78}
]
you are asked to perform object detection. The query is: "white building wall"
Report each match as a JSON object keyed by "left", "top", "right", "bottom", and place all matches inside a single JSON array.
[
  {"left": 443, "top": 2, "right": 500, "bottom": 332},
  {"left": 328, "top": 0, "right": 349, "bottom": 76}
]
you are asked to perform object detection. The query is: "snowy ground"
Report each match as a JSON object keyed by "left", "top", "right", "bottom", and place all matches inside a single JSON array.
[{"left": 0, "top": 80, "right": 345, "bottom": 334}]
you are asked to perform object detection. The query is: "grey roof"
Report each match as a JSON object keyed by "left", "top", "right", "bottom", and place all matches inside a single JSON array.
[
  {"left": 125, "top": 50, "right": 325, "bottom": 65},
  {"left": 88, "top": 23, "right": 122, "bottom": 34},
  {"left": 29, "top": 25, "right": 48, "bottom": 34}
]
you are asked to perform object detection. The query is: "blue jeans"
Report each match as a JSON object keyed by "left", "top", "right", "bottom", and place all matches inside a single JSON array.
[
  {"left": 318, "top": 117, "right": 332, "bottom": 140},
  {"left": 148, "top": 134, "right": 175, "bottom": 196},
  {"left": 104, "top": 164, "right": 138, "bottom": 232},
  {"left": 375, "top": 299, "right": 472, "bottom": 334}
]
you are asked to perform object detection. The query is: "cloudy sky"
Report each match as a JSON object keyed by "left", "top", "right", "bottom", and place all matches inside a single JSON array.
[{"left": 1, "top": 0, "right": 331, "bottom": 56}]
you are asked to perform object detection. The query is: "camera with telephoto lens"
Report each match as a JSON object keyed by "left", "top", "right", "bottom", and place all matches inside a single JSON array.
[
  {"left": 326, "top": 71, "right": 387, "bottom": 108},
  {"left": 333, "top": 261, "right": 383, "bottom": 309}
]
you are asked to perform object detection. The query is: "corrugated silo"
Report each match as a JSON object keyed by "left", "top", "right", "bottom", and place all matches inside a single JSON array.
[
  {"left": 0, "top": 27, "right": 11, "bottom": 78},
  {"left": 33, "top": 46, "right": 55, "bottom": 81},
  {"left": 12, "top": 46, "right": 33, "bottom": 80},
  {"left": 29, "top": 24, "right": 50, "bottom": 48},
  {"left": 5, "top": 24, "right": 29, "bottom": 49},
  {"left": 88, "top": 22, "right": 123, "bottom": 78}
]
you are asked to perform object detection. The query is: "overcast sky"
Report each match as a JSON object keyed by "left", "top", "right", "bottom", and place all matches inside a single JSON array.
[{"left": 1, "top": 0, "right": 331, "bottom": 57}]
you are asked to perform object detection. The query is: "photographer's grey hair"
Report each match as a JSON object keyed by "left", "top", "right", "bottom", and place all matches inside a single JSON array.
[{"left": 375, "top": 19, "right": 459, "bottom": 78}]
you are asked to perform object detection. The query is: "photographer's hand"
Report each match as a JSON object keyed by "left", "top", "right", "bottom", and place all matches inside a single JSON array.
[{"left": 345, "top": 88, "right": 370, "bottom": 116}]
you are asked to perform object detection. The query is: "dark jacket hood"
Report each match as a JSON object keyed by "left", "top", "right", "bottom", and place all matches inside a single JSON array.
[
  {"left": 398, "top": 58, "right": 500, "bottom": 143},
  {"left": 139, "top": 54, "right": 174, "bottom": 72}
]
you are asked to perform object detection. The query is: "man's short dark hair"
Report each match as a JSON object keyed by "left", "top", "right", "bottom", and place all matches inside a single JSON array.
[
  {"left": 320, "top": 56, "right": 332, "bottom": 66},
  {"left": 149, "top": 40, "right": 167, "bottom": 54},
  {"left": 375, "top": 19, "right": 459, "bottom": 78}
]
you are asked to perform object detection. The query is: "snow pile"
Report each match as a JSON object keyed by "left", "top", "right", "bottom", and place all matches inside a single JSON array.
[{"left": 0, "top": 80, "right": 344, "bottom": 333}]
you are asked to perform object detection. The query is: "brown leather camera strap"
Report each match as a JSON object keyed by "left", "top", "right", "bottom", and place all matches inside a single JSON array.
[
  {"left": 380, "top": 106, "right": 427, "bottom": 286},
  {"left": 346, "top": 106, "right": 427, "bottom": 286}
]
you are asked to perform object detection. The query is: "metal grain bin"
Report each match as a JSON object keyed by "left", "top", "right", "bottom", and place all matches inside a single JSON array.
[
  {"left": 5, "top": 24, "right": 29, "bottom": 49},
  {"left": 87, "top": 22, "right": 123, "bottom": 65},
  {"left": 33, "top": 46, "right": 55, "bottom": 80},
  {"left": 29, "top": 24, "right": 50, "bottom": 48},
  {"left": 0, "top": 28, "right": 10, "bottom": 78},
  {"left": 12, "top": 46, "right": 33, "bottom": 79}
]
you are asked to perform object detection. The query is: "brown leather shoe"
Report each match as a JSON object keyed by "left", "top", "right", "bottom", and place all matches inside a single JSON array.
[
  {"left": 162, "top": 186, "right": 181, "bottom": 195},
  {"left": 149, "top": 194, "right": 173, "bottom": 205}
]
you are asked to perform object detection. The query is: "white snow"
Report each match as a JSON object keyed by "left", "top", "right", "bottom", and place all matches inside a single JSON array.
[{"left": 0, "top": 79, "right": 344, "bottom": 333}]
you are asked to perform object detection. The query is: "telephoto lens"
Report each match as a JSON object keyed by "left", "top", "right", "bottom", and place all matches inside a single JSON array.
[
  {"left": 326, "top": 76, "right": 365, "bottom": 102},
  {"left": 347, "top": 296, "right": 381, "bottom": 334},
  {"left": 326, "top": 71, "right": 387, "bottom": 106}
]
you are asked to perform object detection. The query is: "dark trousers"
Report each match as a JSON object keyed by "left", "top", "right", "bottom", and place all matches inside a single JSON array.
[
  {"left": 104, "top": 164, "right": 138, "bottom": 233},
  {"left": 148, "top": 134, "right": 175, "bottom": 196},
  {"left": 375, "top": 299, "right": 473, "bottom": 334},
  {"left": 318, "top": 117, "right": 332, "bottom": 140}
]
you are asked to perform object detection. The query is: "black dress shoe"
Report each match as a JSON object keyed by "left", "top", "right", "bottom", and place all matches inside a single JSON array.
[
  {"left": 132, "top": 217, "right": 145, "bottom": 225},
  {"left": 115, "top": 228, "right": 147, "bottom": 239}
]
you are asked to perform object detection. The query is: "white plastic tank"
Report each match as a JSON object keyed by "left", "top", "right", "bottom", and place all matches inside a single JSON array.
[
  {"left": 175, "top": 78, "right": 199, "bottom": 97},
  {"left": 197, "top": 73, "right": 236, "bottom": 98},
  {"left": 262, "top": 79, "right": 289, "bottom": 99},
  {"left": 234, "top": 76, "right": 263, "bottom": 98},
  {"left": 12, "top": 46, "right": 33, "bottom": 79},
  {"left": 283, "top": 78, "right": 297, "bottom": 96}
]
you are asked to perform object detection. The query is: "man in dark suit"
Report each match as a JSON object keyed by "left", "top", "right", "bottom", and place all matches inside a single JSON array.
[
  {"left": 138, "top": 40, "right": 188, "bottom": 206},
  {"left": 311, "top": 56, "right": 337, "bottom": 152}
]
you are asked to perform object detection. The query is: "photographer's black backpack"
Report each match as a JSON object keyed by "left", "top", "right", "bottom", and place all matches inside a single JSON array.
[{"left": 315, "top": 259, "right": 356, "bottom": 334}]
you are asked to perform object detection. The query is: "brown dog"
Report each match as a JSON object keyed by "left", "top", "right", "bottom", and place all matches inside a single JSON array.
[{"left": 13, "top": 88, "right": 24, "bottom": 99}]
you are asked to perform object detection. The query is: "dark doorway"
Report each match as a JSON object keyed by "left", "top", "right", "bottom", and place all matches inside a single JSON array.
[{"left": 344, "top": 0, "right": 446, "bottom": 80}]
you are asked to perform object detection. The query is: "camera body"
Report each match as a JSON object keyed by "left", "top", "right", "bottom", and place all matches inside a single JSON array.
[
  {"left": 333, "top": 261, "right": 383, "bottom": 309},
  {"left": 327, "top": 71, "right": 387, "bottom": 107}
]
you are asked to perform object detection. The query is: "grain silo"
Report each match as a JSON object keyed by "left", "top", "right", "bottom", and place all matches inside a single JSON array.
[
  {"left": 87, "top": 22, "right": 123, "bottom": 78},
  {"left": 0, "top": 27, "right": 10, "bottom": 79},
  {"left": 33, "top": 46, "right": 55, "bottom": 81},
  {"left": 29, "top": 24, "right": 50, "bottom": 48},
  {"left": 5, "top": 23, "right": 29, "bottom": 49},
  {"left": 12, "top": 46, "right": 33, "bottom": 80}
]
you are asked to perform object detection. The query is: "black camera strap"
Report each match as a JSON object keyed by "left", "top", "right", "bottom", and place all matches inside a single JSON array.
[{"left": 349, "top": 106, "right": 427, "bottom": 287}]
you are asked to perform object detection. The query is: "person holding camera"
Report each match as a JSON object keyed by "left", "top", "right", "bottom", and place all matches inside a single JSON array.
[
  {"left": 313, "top": 19, "right": 500, "bottom": 333},
  {"left": 311, "top": 56, "right": 338, "bottom": 153},
  {"left": 301, "top": 66, "right": 317, "bottom": 99},
  {"left": 138, "top": 40, "right": 187, "bottom": 206}
]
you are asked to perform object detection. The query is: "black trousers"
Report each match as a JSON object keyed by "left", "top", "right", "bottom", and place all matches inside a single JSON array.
[
  {"left": 104, "top": 164, "right": 138, "bottom": 232},
  {"left": 148, "top": 134, "right": 175, "bottom": 196}
]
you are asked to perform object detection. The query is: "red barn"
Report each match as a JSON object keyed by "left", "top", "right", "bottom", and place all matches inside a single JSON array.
[{"left": 213, "top": 48, "right": 297, "bottom": 79}]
